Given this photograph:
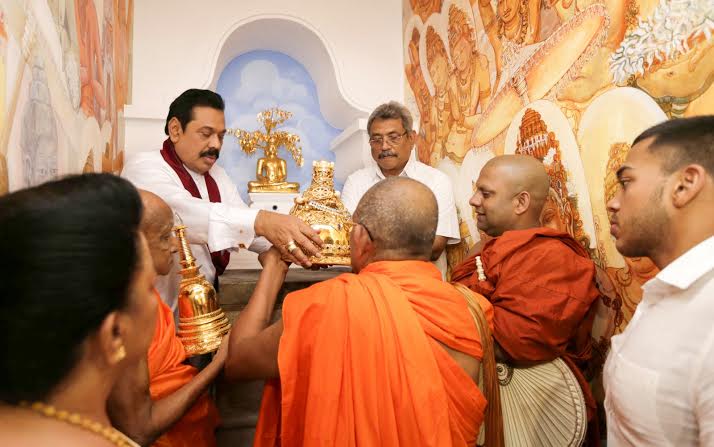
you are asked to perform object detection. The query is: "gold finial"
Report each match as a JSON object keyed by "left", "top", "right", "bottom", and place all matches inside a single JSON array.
[
  {"left": 228, "top": 108, "right": 304, "bottom": 193},
  {"left": 173, "top": 224, "right": 231, "bottom": 355}
]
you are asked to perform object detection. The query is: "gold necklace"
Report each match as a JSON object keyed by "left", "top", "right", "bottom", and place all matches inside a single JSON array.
[{"left": 20, "top": 401, "right": 139, "bottom": 447}]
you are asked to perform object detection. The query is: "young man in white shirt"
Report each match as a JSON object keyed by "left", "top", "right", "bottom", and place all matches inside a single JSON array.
[
  {"left": 605, "top": 115, "right": 714, "bottom": 446},
  {"left": 122, "top": 89, "right": 322, "bottom": 309},
  {"left": 341, "top": 102, "right": 459, "bottom": 265}
]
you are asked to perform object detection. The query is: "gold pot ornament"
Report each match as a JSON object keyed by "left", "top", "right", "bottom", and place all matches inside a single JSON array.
[{"left": 289, "top": 161, "right": 352, "bottom": 266}]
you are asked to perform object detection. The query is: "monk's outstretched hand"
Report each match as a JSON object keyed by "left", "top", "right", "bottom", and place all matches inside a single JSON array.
[
  {"left": 259, "top": 246, "right": 291, "bottom": 272},
  {"left": 254, "top": 210, "right": 323, "bottom": 268},
  {"left": 254, "top": 210, "right": 322, "bottom": 268}
]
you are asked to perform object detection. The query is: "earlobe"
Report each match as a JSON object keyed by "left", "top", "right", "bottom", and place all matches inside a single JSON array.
[
  {"left": 98, "top": 312, "right": 127, "bottom": 366},
  {"left": 514, "top": 191, "right": 531, "bottom": 216},
  {"left": 168, "top": 117, "right": 181, "bottom": 142},
  {"left": 672, "top": 165, "right": 705, "bottom": 208}
]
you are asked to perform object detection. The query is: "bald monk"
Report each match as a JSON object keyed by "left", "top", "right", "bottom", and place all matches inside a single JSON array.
[
  {"left": 107, "top": 190, "right": 226, "bottom": 446},
  {"left": 451, "top": 154, "right": 600, "bottom": 442},
  {"left": 225, "top": 177, "right": 492, "bottom": 446}
]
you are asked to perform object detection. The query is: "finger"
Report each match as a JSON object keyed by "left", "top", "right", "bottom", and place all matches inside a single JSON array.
[
  {"left": 298, "top": 220, "right": 324, "bottom": 247},
  {"left": 281, "top": 252, "right": 299, "bottom": 265},
  {"left": 290, "top": 246, "right": 312, "bottom": 268},
  {"left": 275, "top": 243, "right": 291, "bottom": 261},
  {"left": 295, "top": 232, "right": 321, "bottom": 258}
]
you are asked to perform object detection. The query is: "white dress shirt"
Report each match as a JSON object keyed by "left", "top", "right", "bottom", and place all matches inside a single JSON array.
[
  {"left": 341, "top": 156, "right": 460, "bottom": 277},
  {"left": 604, "top": 236, "right": 714, "bottom": 446},
  {"left": 122, "top": 150, "right": 270, "bottom": 310}
]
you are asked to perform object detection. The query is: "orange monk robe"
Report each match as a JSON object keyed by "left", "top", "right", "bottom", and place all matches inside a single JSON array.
[
  {"left": 451, "top": 227, "right": 600, "bottom": 442},
  {"left": 147, "top": 290, "right": 220, "bottom": 447},
  {"left": 254, "top": 261, "right": 492, "bottom": 447}
]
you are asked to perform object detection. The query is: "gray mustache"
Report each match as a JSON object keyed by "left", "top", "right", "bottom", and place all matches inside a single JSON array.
[{"left": 378, "top": 151, "right": 397, "bottom": 159}]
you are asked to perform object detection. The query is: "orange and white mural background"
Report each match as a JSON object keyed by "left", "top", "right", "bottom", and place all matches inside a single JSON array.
[
  {"left": 403, "top": 0, "right": 714, "bottom": 375},
  {"left": 0, "top": 0, "right": 133, "bottom": 195}
]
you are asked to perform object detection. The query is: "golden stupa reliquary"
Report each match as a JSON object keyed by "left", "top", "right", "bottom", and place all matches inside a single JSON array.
[
  {"left": 289, "top": 161, "right": 352, "bottom": 266},
  {"left": 174, "top": 224, "right": 231, "bottom": 356}
]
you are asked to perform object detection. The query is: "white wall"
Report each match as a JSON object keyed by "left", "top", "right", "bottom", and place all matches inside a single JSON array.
[{"left": 124, "top": 0, "right": 405, "bottom": 159}]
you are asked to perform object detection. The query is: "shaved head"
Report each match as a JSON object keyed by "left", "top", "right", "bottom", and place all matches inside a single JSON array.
[
  {"left": 352, "top": 177, "right": 437, "bottom": 265},
  {"left": 487, "top": 155, "right": 550, "bottom": 213},
  {"left": 138, "top": 190, "right": 176, "bottom": 275},
  {"left": 470, "top": 155, "right": 550, "bottom": 236},
  {"left": 139, "top": 190, "right": 173, "bottom": 232}
]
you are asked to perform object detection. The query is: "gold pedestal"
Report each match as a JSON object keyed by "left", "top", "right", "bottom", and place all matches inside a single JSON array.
[
  {"left": 174, "top": 225, "right": 231, "bottom": 356},
  {"left": 247, "top": 181, "right": 300, "bottom": 193}
]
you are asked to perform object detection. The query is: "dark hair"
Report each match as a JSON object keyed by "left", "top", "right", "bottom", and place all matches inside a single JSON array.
[
  {"left": 633, "top": 116, "right": 714, "bottom": 175},
  {"left": 367, "top": 101, "right": 414, "bottom": 135},
  {"left": 0, "top": 174, "right": 143, "bottom": 404},
  {"left": 164, "top": 89, "right": 225, "bottom": 135}
]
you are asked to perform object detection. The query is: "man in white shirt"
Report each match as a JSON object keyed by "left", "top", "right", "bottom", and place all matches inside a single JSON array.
[
  {"left": 604, "top": 115, "right": 714, "bottom": 446},
  {"left": 122, "top": 89, "right": 322, "bottom": 310},
  {"left": 341, "top": 101, "right": 459, "bottom": 264}
]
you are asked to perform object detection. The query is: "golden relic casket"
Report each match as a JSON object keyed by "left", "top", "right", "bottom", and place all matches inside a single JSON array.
[
  {"left": 174, "top": 224, "right": 231, "bottom": 356},
  {"left": 289, "top": 161, "right": 352, "bottom": 266}
]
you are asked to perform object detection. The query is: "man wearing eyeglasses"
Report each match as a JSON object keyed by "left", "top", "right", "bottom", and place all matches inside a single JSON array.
[{"left": 341, "top": 102, "right": 459, "bottom": 267}]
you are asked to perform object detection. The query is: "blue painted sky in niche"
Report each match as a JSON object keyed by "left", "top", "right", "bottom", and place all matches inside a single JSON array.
[{"left": 216, "top": 50, "right": 342, "bottom": 203}]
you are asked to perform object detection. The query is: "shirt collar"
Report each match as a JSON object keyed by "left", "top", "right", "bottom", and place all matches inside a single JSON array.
[
  {"left": 652, "top": 236, "right": 714, "bottom": 290},
  {"left": 373, "top": 150, "right": 417, "bottom": 180}
]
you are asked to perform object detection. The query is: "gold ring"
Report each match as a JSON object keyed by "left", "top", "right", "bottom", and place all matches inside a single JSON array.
[{"left": 285, "top": 240, "right": 298, "bottom": 253}]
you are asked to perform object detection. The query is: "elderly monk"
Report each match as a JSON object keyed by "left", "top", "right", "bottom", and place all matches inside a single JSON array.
[
  {"left": 451, "top": 155, "right": 600, "bottom": 442},
  {"left": 225, "top": 177, "right": 491, "bottom": 446},
  {"left": 107, "top": 190, "right": 227, "bottom": 447}
]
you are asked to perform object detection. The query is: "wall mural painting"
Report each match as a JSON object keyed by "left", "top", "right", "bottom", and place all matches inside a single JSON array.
[
  {"left": 403, "top": 0, "right": 714, "bottom": 346},
  {"left": 0, "top": 0, "right": 133, "bottom": 195}
]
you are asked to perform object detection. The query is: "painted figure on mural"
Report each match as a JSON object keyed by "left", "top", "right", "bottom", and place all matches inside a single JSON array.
[
  {"left": 473, "top": 0, "right": 543, "bottom": 81},
  {"left": 102, "top": 0, "right": 117, "bottom": 174},
  {"left": 515, "top": 108, "right": 590, "bottom": 248},
  {"left": 114, "top": 0, "right": 132, "bottom": 108},
  {"left": 409, "top": 0, "right": 444, "bottom": 22},
  {"left": 610, "top": 0, "right": 714, "bottom": 118},
  {"left": 424, "top": 26, "right": 454, "bottom": 166},
  {"left": 113, "top": 0, "right": 133, "bottom": 173},
  {"left": 75, "top": 0, "right": 107, "bottom": 125},
  {"left": 599, "top": 142, "right": 658, "bottom": 333},
  {"left": 48, "top": 0, "right": 82, "bottom": 112},
  {"left": 406, "top": 29, "right": 431, "bottom": 123},
  {"left": 554, "top": 0, "right": 634, "bottom": 105},
  {"left": 21, "top": 57, "right": 59, "bottom": 187},
  {"left": 444, "top": 4, "right": 491, "bottom": 162}
]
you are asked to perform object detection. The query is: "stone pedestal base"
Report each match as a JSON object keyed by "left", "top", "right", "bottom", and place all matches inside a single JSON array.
[
  {"left": 215, "top": 268, "right": 349, "bottom": 446},
  {"left": 248, "top": 191, "right": 299, "bottom": 214}
]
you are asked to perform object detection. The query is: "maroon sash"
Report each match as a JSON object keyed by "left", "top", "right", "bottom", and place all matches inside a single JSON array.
[{"left": 160, "top": 138, "right": 230, "bottom": 276}]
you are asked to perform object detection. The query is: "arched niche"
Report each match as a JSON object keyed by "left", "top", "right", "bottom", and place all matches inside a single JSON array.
[
  {"left": 204, "top": 14, "right": 367, "bottom": 131},
  {"left": 202, "top": 14, "right": 373, "bottom": 182}
]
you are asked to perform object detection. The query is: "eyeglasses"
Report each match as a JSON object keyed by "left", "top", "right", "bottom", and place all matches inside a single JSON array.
[{"left": 368, "top": 131, "right": 409, "bottom": 148}]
